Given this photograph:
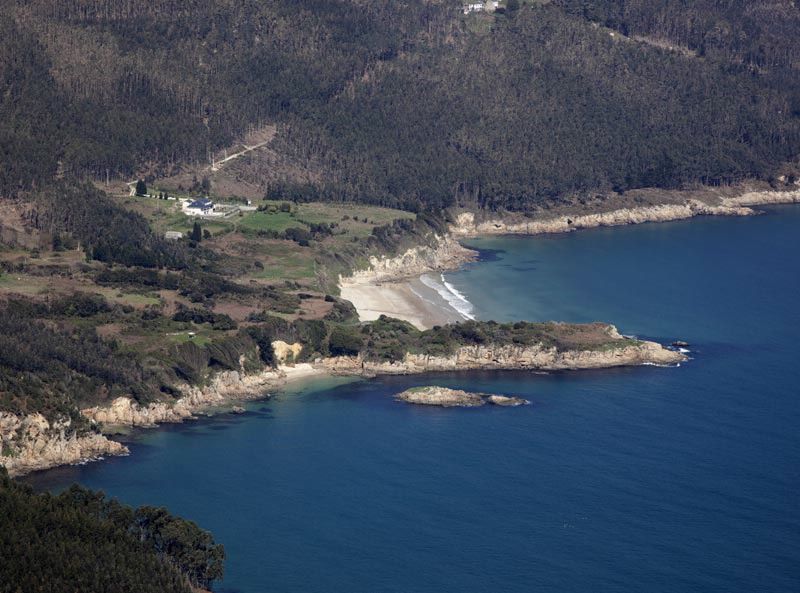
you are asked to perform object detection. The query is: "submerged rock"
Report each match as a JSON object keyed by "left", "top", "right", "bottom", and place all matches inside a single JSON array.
[
  {"left": 395, "top": 386, "right": 529, "bottom": 408},
  {"left": 486, "top": 395, "right": 529, "bottom": 406}
]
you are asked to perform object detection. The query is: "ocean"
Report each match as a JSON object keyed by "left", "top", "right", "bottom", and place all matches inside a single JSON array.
[{"left": 27, "top": 206, "right": 800, "bottom": 593}]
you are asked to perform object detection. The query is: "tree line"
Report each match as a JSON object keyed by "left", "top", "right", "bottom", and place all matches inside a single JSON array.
[{"left": 0, "top": 468, "right": 224, "bottom": 593}]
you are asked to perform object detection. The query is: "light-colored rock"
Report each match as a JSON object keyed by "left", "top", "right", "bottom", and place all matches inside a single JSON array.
[
  {"left": 0, "top": 412, "right": 127, "bottom": 477},
  {"left": 339, "top": 235, "right": 477, "bottom": 287},
  {"left": 272, "top": 341, "right": 303, "bottom": 364},
  {"left": 486, "top": 395, "right": 529, "bottom": 406},
  {"left": 395, "top": 386, "right": 530, "bottom": 407},
  {"left": 450, "top": 201, "right": 753, "bottom": 237},
  {"left": 450, "top": 188, "right": 800, "bottom": 238},
  {"left": 722, "top": 188, "right": 800, "bottom": 208},
  {"left": 396, "top": 386, "right": 486, "bottom": 407},
  {"left": 81, "top": 367, "right": 289, "bottom": 428}
]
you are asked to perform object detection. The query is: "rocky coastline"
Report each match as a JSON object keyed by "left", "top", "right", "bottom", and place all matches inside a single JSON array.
[
  {"left": 12, "top": 184, "right": 779, "bottom": 478},
  {"left": 337, "top": 187, "right": 800, "bottom": 293},
  {"left": 450, "top": 187, "right": 800, "bottom": 238},
  {"left": 1, "top": 362, "right": 318, "bottom": 477},
  {"left": 321, "top": 333, "right": 685, "bottom": 377},
  {"left": 0, "top": 412, "right": 128, "bottom": 477},
  {"left": 2, "top": 328, "right": 684, "bottom": 476}
]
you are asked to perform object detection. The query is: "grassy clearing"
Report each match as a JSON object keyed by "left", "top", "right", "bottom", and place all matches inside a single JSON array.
[
  {"left": 164, "top": 332, "right": 213, "bottom": 346},
  {"left": 238, "top": 210, "right": 301, "bottom": 233},
  {"left": 0, "top": 274, "right": 47, "bottom": 296}
]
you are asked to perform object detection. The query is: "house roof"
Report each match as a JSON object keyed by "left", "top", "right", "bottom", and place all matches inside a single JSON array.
[{"left": 188, "top": 198, "right": 213, "bottom": 208}]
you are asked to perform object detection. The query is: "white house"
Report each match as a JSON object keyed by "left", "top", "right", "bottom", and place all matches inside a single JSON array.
[
  {"left": 184, "top": 198, "right": 214, "bottom": 216},
  {"left": 164, "top": 231, "right": 184, "bottom": 241}
]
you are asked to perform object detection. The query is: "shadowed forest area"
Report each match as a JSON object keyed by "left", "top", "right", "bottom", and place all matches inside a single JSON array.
[{"left": 1, "top": 0, "right": 798, "bottom": 210}]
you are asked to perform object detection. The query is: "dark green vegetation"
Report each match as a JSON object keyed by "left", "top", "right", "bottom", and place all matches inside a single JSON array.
[
  {"left": 0, "top": 467, "right": 224, "bottom": 593},
  {"left": 246, "top": 314, "right": 630, "bottom": 363},
  {"left": 0, "top": 282, "right": 631, "bottom": 425},
  {"left": 0, "top": 294, "right": 264, "bottom": 419},
  {"left": 32, "top": 182, "right": 193, "bottom": 268},
  {"left": 357, "top": 316, "right": 631, "bottom": 361},
  {"left": 2, "top": 0, "right": 799, "bottom": 211}
]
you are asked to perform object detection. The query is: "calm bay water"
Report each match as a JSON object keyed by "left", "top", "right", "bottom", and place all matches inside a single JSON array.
[{"left": 28, "top": 207, "right": 800, "bottom": 592}]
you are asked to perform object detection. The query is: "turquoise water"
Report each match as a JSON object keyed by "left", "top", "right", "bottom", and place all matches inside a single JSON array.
[{"left": 28, "top": 207, "right": 800, "bottom": 593}]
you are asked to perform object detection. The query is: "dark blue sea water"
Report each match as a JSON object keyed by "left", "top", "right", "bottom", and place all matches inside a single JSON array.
[{"left": 29, "top": 207, "right": 800, "bottom": 593}]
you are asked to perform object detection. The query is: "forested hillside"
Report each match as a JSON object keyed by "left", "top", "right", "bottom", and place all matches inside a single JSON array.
[
  {"left": 1, "top": 0, "right": 798, "bottom": 211},
  {"left": 0, "top": 467, "right": 224, "bottom": 593}
]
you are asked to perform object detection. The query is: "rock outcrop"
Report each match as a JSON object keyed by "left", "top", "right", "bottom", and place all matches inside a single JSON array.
[
  {"left": 0, "top": 413, "right": 128, "bottom": 477},
  {"left": 487, "top": 395, "right": 529, "bottom": 406},
  {"left": 82, "top": 367, "right": 286, "bottom": 427},
  {"left": 272, "top": 341, "right": 303, "bottom": 364},
  {"left": 339, "top": 235, "right": 477, "bottom": 286},
  {"left": 721, "top": 187, "right": 800, "bottom": 208},
  {"left": 395, "top": 386, "right": 529, "bottom": 407},
  {"left": 396, "top": 386, "right": 487, "bottom": 407}
]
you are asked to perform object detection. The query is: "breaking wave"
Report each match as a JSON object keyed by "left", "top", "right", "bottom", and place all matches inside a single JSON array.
[{"left": 419, "top": 273, "right": 476, "bottom": 320}]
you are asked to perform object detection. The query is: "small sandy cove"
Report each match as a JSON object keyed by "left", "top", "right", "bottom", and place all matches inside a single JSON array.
[{"left": 340, "top": 278, "right": 462, "bottom": 330}]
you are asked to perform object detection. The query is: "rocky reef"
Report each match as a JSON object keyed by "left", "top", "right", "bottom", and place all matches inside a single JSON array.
[{"left": 395, "top": 386, "right": 528, "bottom": 407}]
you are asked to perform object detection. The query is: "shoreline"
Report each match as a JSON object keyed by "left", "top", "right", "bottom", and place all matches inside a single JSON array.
[
  {"left": 2, "top": 363, "right": 331, "bottom": 478},
  {"left": 6, "top": 330, "right": 686, "bottom": 477},
  {"left": 7, "top": 185, "right": 796, "bottom": 478},
  {"left": 339, "top": 186, "right": 800, "bottom": 327},
  {"left": 450, "top": 186, "right": 800, "bottom": 238}
]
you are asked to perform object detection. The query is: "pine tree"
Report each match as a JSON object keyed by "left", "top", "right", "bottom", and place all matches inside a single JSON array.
[
  {"left": 135, "top": 180, "right": 147, "bottom": 196},
  {"left": 191, "top": 221, "right": 202, "bottom": 242}
]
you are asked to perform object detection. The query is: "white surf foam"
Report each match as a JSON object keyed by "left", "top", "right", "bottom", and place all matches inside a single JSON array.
[{"left": 419, "top": 273, "right": 476, "bottom": 320}]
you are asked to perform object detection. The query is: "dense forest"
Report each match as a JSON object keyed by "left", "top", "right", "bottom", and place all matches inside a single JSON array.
[
  {"left": 1, "top": 0, "right": 798, "bottom": 212},
  {"left": 0, "top": 467, "right": 224, "bottom": 593}
]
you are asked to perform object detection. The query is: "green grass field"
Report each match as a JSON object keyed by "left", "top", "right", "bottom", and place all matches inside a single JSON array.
[{"left": 238, "top": 210, "right": 303, "bottom": 233}]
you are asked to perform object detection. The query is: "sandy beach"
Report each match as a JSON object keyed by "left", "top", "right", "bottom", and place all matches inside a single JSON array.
[{"left": 340, "top": 275, "right": 467, "bottom": 330}]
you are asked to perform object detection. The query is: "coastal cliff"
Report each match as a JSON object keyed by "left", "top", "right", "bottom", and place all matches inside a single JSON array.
[
  {"left": 339, "top": 235, "right": 477, "bottom": 287},
  {"left": 0, "top": 362, "right": 303, "bottom": 476},
  {"left": 81, "top": 366, "right": 289, "bottom": 428},
  {"left": 321, "top": 336, "right": 684, "bottom": 376},
  {"left": 0, "top": 413, "right": 127, "bottom": 477},
  {"left": 450, "top": 187, "right": 800, "bottom": 237}
]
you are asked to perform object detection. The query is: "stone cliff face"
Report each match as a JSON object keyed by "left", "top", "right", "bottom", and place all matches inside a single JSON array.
[
  {"left": 0, "top": 413, "right": 127, "bottom": 477},
  {"left": 0, "top": 366, "right": 289, "bottom": 476},
  {"left": 339, "top": 235, "right": 477, "bottom": 286},
  {"left": 82, "top": 367, "right": 285, "bottom": 427},
  {"left": 450, "top": 188, "right": 800, "bottom": 238},
  {"left": 722, "top": 187, "right": 800, "bottom": 207},
  {"left": 451, "top": 201, "right": 753, "bottom": 237},
  {"left": 321, "top": 337, "right": 685, "bottom": 376}
]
